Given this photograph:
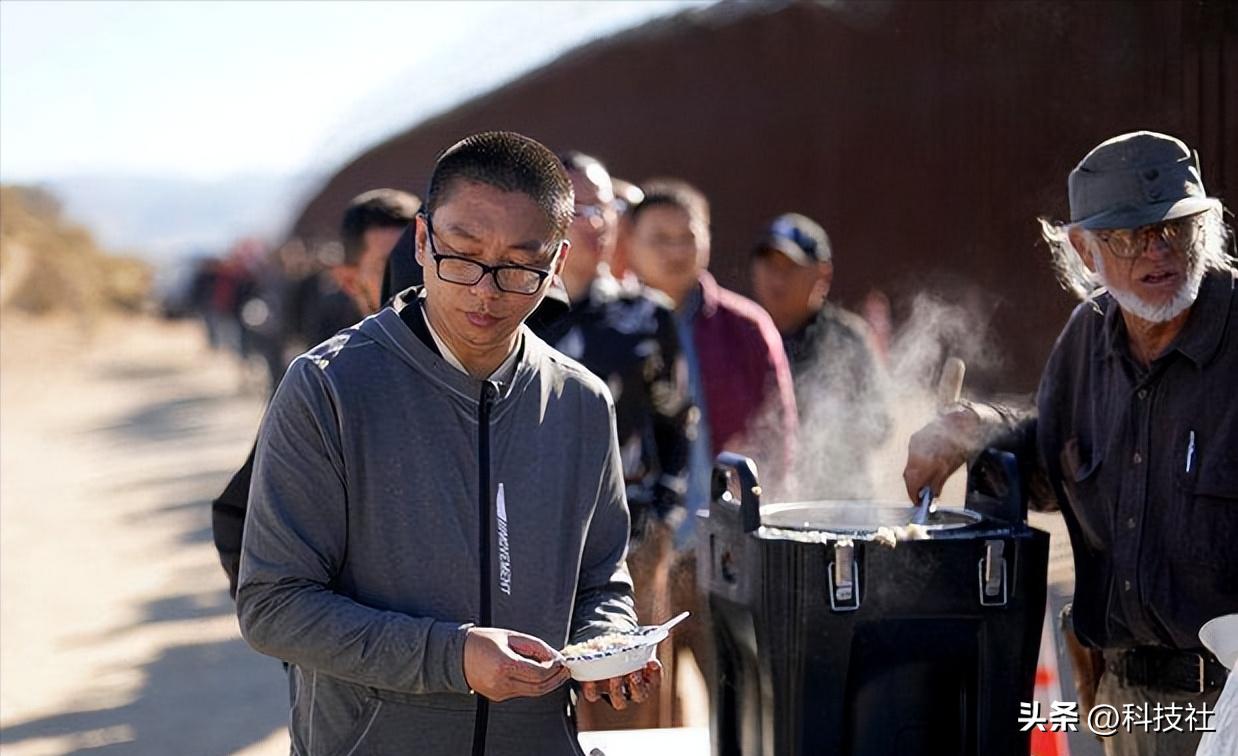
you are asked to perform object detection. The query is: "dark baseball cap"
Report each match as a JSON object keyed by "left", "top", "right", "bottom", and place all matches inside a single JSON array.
[
  {"left": 753, "top": 212, "right": 832, "bottom": 265},
  {"left": 1068, "top": 131, "right": 1220, "bottom": 230}
]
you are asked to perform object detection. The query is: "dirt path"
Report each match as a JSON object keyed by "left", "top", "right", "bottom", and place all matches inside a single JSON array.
[{"left": 0, "top": 314, "right": 287, "bottom": 755}]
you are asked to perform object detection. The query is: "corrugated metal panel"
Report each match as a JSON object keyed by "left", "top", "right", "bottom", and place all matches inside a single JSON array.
[{"left": 292, "top": 0, "right": 1236, "bottom": 391}]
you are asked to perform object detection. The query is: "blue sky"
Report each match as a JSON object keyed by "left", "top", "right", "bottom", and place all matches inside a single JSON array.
[{"left": 0, "top": 1, "right": 707, "bottom": 183}]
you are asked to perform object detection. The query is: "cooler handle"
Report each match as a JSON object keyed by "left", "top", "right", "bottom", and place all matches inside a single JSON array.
[
  {"left": 712, "top": 452, "right": 762, "bottom": 533},
  {"left": 966, "top": 448, "right": 1026, "bottom": 525}
]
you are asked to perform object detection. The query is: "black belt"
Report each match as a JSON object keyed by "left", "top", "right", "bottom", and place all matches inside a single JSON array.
[{"left": 1105, "top": 646, "right": 1228, "bottom": 694}]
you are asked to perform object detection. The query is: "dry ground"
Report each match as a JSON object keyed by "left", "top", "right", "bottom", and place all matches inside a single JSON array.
[{"left": 0, "top": 314, "right": 286, "bottom": 755}]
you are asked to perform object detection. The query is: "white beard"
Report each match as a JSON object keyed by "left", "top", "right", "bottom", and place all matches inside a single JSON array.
[{"left": 1094, "top": 252, "right": 1204, "bottom": 324}]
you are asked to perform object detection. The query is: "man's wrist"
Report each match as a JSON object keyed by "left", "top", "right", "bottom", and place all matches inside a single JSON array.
[
  {"left": 435, "top": 621, "right": 475, "bottom": 695},
  {"left": 943, "top": 400, "right": 1005, "bottom": 466}
]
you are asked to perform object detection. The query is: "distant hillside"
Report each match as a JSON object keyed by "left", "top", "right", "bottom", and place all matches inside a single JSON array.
[
  {"left": 42, "top": 173, "right": 311, "bottom": 260},
  {"left": 0, "top": 185, "right": 151, "bottom": 315}
]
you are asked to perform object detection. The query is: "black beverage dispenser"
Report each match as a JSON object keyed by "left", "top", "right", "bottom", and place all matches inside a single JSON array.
[{"left": 701, "top": 450, "right": 1050, "bottom": 755}]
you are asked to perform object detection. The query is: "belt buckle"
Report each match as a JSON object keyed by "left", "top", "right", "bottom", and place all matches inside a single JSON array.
[
  {"left": 1118, "top": 648, "right": 1208, "bottom": 693},
  {"left": 1161, "top": 650, "right": 1207, "bottom": 694},
  {"left": 1191, "top": 652, "right": 1206, "bottom": 694}
]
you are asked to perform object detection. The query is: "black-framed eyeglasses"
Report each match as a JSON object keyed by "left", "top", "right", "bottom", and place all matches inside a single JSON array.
[
  {"left": 1094, "top": 214, "right": 1202, "bottom": 260},
  {"left": 423, "top": 213, "right": 560, "bottom": 295}
]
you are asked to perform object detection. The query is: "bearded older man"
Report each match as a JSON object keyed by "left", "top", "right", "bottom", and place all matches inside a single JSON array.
[{"left": 903, "top": 131, "right": 1236, "bottom": 756}]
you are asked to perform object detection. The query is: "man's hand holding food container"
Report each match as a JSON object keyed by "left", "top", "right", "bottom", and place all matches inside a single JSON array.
[
  {"left": 460, "top": 625, "right": 664, "bottom": 708},
  {"left": 463, "top": 628, "right": 571, "bottom": 702}
]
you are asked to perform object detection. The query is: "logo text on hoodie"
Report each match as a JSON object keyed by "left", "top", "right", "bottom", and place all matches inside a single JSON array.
[{"left": 497, "top": 483, "right": 512, "bottom": 595}]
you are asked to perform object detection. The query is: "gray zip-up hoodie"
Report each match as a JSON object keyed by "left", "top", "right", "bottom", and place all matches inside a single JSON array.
[{"left": 237, "top": 303, "right": 637, "bottom": 756}]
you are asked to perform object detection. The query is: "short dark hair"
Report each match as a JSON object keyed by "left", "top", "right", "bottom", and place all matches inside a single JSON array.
[
  {"left": 632, "top": 178, "right": 710, "bottom": 228},
  {"left": 340, "top": 189, "right": 420, "bottom": 264},
  {"left": 425, "top": 131, "right": 574, "bottom": 239}
]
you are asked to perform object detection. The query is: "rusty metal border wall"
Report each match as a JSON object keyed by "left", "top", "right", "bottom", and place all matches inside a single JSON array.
[{"left": 291, "top": 0, "right": 1236, "bottom": 391}]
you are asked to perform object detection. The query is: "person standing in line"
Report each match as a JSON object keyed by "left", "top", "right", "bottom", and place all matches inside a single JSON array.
[
  {"left": 238, "top": 131, "right": 659, "bottom": 755},
  {"left": 541, "top": 151, "right": 695, "bottom": 730},
  {"left": 625, "top": 177, "right": 796, "bottom": 723},
  {"left": 212, "top": 189, "right": 420, "bottom": 599},
  {"left": 750, "top": 212, "right": 891, "bottom": 498}
]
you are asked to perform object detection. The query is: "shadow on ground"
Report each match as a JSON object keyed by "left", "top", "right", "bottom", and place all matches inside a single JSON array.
[
  {"left": 88, "top": 395, "right": 231, "bottom": 446},
  {"left": 0, "top": 637, "right": 287, "bottom": 755},
  {"left": 92, "top": 362, "right": 186, "bottom": 384},
  {"left": 110, "top": 469, "right": 244, "bottom": 504},
  {"left": 4, "top": 349, "right": 290, "bottom": 754},
  {"left": 118, "top": 494, "right": 219, "bottom": 549}
]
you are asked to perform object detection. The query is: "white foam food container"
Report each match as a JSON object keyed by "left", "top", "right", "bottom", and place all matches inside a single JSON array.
[
  {"left": 561, "top": 613, "right": 689, "bottom": 682},
  {"left": 1200, "top": 614, "right": 1238, "bottom": 669}
]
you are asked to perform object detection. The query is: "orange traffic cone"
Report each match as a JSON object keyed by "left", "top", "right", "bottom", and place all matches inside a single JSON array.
[{"left": 1031, "top": 606, "right": 1070, "bottom": 756}]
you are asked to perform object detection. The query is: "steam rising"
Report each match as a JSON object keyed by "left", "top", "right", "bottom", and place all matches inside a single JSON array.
[{"left": 741, "top": 290, "right": 1006, "bottom": 505}]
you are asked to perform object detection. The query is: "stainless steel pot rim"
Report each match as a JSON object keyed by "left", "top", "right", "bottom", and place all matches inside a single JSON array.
[{"left": 758, "top": 500, "right": 982, "bottom": 533}]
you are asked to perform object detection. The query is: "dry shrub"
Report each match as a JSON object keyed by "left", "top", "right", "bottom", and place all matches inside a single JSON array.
[{"left": 0, "top": 185, "right": 151, "bottom": 316}]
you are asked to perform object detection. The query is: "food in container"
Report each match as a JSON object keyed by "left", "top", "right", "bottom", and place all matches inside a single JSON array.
[{"left": 560, "top": 612, "right": 689, "bottom": 682}]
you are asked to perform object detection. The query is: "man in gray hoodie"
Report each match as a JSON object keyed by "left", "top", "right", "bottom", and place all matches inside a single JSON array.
[{"left": 237, "top": 131, "right": 657, "bottom": 755}]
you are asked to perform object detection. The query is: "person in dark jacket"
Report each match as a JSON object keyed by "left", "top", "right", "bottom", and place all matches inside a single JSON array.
[
  {"left": 540, "top": 151, "right": 694, "bottom": 730},
  {"left": 238, "top": 132, "right": 658, "bottom": 756},
  {"left": 213, "top": 189, "right": 417, "bottom": 598},
  {"left": 541, "top": 152, "right": 693, "bottom": 536},
  {"left": 751, "top": 212, "right": 891, "bottom": 498},
  {"left": 290, "top": 189, "right": 420, "bottom": 351},
  {"left": 903, "top": 131, "right": 1237, "bottom": 756}
]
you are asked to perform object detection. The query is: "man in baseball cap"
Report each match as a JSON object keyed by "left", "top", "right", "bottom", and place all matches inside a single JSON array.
[
  {"left": 751, "top": 213, "right": 834, "bottom": 339},
  {"left": 903, "top": 130, "right": 1237, "bottom": 755},
  {"left": 751, "top": 212, "right": 890, "bottom": 499}
]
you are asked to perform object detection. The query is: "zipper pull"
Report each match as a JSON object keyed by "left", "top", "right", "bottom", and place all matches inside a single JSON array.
[
  {"left": 480, "top": 380, "right": 497, "bottom": 405},
  {"left": 1185, "top": 430, "right": 1196, "bottom": 474}
]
